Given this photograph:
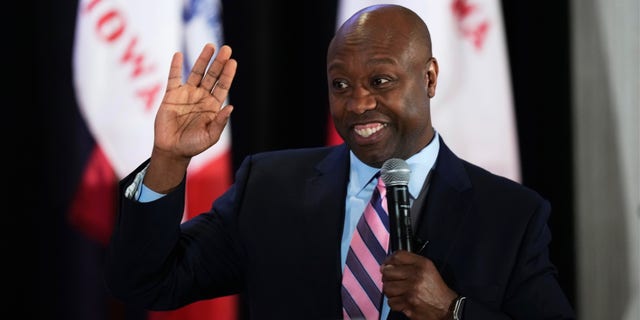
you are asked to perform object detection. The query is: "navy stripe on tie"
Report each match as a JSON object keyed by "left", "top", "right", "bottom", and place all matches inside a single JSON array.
[
  {"left": 341, "top": 284, "right": 365, "bottom": 319},
  {"left": 356, "top": 218, "right": 387, "bottom": 265},
  {"left": 371, "top": 191, "right": 390, "bottom": 232},
  {"left": 345, "top": 247, "right": 382, "bottom": 305}
]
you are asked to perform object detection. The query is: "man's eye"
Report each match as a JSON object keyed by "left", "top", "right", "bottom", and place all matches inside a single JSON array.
[
  {"left": 372, "top": 78, "right": 390, "bottom": 86},
  {"left": 332, "top": 79, "right": 349, "bottom": 89}
]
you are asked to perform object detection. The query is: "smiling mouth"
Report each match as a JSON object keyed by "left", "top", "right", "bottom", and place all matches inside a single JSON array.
[{"left": 354, "top": 123, "right": 387, "bottom": 138}]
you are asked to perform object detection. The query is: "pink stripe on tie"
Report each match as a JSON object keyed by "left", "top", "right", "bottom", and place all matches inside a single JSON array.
[
  {"left": 363, "top": 205, "right": 389, "bottom": 245},
  {"left": 349, "top": 231, "right": 383, "bottom": 291},
  {"left": 342, "top": 266, "right": 380, "bottom": 319}
]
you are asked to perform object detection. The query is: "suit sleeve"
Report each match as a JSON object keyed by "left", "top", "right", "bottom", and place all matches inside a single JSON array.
[{"left": 104, "top": 159, "right": 247, "bottom": 310}]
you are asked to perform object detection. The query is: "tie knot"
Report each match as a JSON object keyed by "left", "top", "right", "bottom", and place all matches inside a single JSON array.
[{"left": 372, "top": 171, "right": 381, "bottom": 185}]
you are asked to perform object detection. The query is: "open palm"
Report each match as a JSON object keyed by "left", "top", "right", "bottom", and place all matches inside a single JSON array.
[{"left": 154, "top": 43, "right": 237, "bottom": 160}]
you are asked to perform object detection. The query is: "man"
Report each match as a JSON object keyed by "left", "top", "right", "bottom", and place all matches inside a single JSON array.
[{"left": 106, "top": 4, "right": 575, "bottom": 319}]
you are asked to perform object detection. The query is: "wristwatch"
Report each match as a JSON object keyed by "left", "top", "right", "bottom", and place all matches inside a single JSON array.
[{"left": 452, "top": 296, "right": 466, "bottom": 320}]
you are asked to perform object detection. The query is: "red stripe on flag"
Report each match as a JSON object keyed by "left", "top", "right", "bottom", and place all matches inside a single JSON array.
[
  {"left": 184, "top": 150, "right": 233, "bottom": 219},
  {"left": 148, "top": 296, "right": 238, "bottom": 320},
  {"left": 326, "top": 112, "right": 343, "bottom": 146},
  {"left": 69, "top": 145, "right": 117, "bottom": 245}
]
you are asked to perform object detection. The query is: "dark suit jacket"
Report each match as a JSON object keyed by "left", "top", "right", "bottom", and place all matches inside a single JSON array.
[{"left": 106, "top": 136, "right": 575, "bottom": 319}]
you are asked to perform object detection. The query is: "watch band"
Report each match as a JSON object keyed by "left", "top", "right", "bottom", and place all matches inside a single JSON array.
[{"left": 452, "top": 296, "right": 466, "bottom": 320}]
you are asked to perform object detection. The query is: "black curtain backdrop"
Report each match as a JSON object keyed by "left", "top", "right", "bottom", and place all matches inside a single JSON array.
[{"left": 32, "top": 1, "right": 574, "bottom": 319}]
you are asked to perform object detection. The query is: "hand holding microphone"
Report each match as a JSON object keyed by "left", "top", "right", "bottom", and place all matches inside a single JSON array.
[
  {"left": 381, "top": 158, "right": 414, "bottom": 253},
  {"left": 380, "top": 159, "right": 459, "bottom": 317}
]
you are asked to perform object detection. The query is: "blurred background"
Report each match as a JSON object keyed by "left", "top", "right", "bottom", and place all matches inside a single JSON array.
[{"left": 28, "top": 0, "right": 638, "bottom": 319}]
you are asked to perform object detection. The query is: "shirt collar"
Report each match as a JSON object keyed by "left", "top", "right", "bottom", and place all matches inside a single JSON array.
[{"left": 349, "top": 131, "right": 440, "bottom": 198}]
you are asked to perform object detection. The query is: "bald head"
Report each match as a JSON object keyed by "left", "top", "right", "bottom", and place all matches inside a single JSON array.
[
  {"left": 330, "top": 4, "right": 433, "bottom": 59},
  {"left": 325, "top": 4, "right": 439, "bottom": 167}
]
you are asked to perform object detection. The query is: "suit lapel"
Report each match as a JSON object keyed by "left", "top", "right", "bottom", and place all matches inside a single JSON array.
[
  {"left": 414, "top": 137, "right": 473, "bottom": 272},
  {"left": 301, "top": 144, "right": 350, "bottom": 316}
]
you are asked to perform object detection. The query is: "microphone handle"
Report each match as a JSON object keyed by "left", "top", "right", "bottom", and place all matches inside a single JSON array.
[{"left": 387, "top": 185, "right": 414, "bottom": 252}]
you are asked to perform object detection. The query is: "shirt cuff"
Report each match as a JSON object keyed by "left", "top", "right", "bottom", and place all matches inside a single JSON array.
[{"left": 124, "top": 164, "right": 166, "bottom": 202}]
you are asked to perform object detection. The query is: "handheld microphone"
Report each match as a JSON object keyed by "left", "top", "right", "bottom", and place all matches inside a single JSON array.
[{"left": 380, "top": 158, "right": 414, "bottom": 252}]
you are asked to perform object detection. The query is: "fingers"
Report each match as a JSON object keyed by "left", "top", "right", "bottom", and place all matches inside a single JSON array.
[
  {"left": 185, "top": 43, "right": 217, "bottom": 87},
  {"left": 166, "top": 51, "right": 184, "bottom": 91},
  {"left": 381, "top": 253, "right": 455, "bottom": 318},
  {"left": 201, "top": 45, "right": 233, "bottom": 93},
  {"left": 383, "top": 275, "right": 417, "bottom": 319},
  {"left": 184, "top": 43, "right": 234, "bottom": 93},
  {"left": 386, "top": 296, "right": 415, "bottom": 319},
  {"left": 381, "top": 264, "right": 407, "bottom": 281},
  {"left": 215, "top": 105, "right": 234, "bottom": 126},
  {"left": 167, "top": 43, "right": 236, "bottom": 102},
  {"left": 209, "top": 58, "right": 237, "bottom": 105},
  {"left": 381, "top": 253, "right": 433, "bottom": 296},
  {"left": 384, "top": 250, "right": 417, "bottom": 264}
]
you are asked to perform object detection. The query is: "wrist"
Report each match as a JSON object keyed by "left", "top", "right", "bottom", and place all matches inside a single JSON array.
[{"left": 146, "top": 149, "right": 190, "bottom": 194}]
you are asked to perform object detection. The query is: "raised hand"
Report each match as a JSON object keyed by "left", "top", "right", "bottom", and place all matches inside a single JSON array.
[{"left": 145, "top": 43, "right": 237, "bottom": 194}]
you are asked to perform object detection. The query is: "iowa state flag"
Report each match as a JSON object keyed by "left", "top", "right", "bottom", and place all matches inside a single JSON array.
[
  {"left": 329, "top": 0, "right": 520, "bottom": 182},
  {"left": 72, "top": 0, "right": 238, "bottom": 319}
]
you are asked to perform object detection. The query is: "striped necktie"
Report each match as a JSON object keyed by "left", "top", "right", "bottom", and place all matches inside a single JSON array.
[{"left": 341, "top": 174, "right": 389, "bottom": 319}]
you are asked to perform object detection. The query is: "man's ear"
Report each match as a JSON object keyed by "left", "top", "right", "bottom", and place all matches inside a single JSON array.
[{"left": 426, "top": 57, "right": 439, "bottom": 98}]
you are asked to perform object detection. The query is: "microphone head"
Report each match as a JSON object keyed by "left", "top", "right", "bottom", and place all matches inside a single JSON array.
[{"left": 380, "top": 158, "right": 411, "bottom": 186}]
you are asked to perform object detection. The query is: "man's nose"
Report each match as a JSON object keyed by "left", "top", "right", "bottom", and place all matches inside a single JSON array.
[{"left": 347, "top": 87, "right": 376, "bottom": 114}]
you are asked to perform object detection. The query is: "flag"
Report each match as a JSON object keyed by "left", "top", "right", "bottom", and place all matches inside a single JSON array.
[
  {"left": 330, "top": 0, "right": 520, "bottom": 182},
  {"left": 72, "top": 0, "right": 237, "bottom": 319}
]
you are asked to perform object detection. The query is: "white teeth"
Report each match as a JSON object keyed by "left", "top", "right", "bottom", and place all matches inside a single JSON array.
[{"left": 354, "top": 124, "right": 385, "bottom": 138}]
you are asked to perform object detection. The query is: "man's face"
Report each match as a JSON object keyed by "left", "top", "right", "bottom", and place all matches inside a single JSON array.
[{"left": 327, "top": 28, "right": 436, "bottom": 168}]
